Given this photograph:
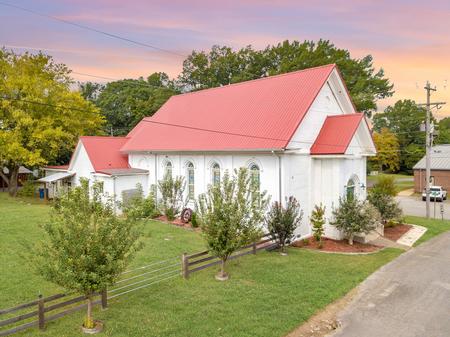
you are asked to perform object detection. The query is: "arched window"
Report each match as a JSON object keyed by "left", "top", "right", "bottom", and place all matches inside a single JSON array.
[
  {"left": 346, "top": 178, "right": 356, "bottom": 200},
  {"left": 212, "top": 162, "right": 220, "bottom": 186},
  {"left": 187, "top": 162, "right": 195, "bottom": 200},
  {"left": 249, "top": 164, "right": 260, "bottom": 191},
  {"left": 165, "top": 161, "right": 172, "bottom": 178}
]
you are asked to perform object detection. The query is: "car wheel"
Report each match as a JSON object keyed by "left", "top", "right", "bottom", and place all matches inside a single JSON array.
[{"left": 422, "top": 197, "right": 426, "bottom": 201}]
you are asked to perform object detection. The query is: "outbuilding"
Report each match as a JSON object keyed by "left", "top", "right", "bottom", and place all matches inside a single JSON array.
[{"left": 413, "top": 144, "right": 450, "bottom": 193}]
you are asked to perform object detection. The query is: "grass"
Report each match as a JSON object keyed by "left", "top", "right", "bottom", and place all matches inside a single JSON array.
[
  {"left": 404, "top": 215, "right": 450, "bottom": 246},
  {"left": 0, "top": 192, "right": 404, "bottom": 337},
  {"left": 367, "top": 173, "right": 414, "bottom": 193}
]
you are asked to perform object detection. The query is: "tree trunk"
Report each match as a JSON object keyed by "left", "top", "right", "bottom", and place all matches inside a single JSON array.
[
  {"left": 8, "top": 166, "right": 19, "bottom": 197},
  {"left": 348, "top": 234, "right": 354, "bottom": 245},
  {"left": 220, "top": 258, "right": 226, "bottom": 278},
  {"left": 86, "top": 294, "right": 94, "bottom": 328},
  {"left": 0, "top": 168, "right": 9, "bottom": 192}
]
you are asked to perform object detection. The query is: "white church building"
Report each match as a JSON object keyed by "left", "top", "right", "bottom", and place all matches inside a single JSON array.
[{"left": 41, "top": 64, "right": 376, "bottom": 239}]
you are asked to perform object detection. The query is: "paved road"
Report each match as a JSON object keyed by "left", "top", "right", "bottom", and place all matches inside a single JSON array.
[
  {"left": 330, "top": 231, "right": 450, "bottom": 337},
  {"left": 396, "top": 195, "right": 450, "bottom": 220}
]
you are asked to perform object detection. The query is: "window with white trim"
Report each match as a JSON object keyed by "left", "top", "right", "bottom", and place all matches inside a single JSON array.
[
  {"left": 249, "top": 163, "right": 260, "bottom": 191},
  {"left": 187, "top": 162, "right": 195, "bottom": 200},
  {"left": 212, "top": 162, "right": 220, "bottom": 186}
]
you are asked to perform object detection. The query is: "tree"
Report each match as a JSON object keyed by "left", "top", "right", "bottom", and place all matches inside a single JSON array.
[
  {"left": 370, "top": 175, "right": 397, "bottom": 197},
  {"left": 370, "top": 128, "right": 400, "bottom": 172},
  {"left": 79, "top": 81, "right": 104, "bottom": 102},
  {"left": 196, "top": 168, "right": 269, "bottom": 280},
  {"left": 179, "top": 40, "right": 393, "bottom": 116},
  {"left": 0, "top": 49, "right": 104, "bottom": 196},
  {"left": 368, "top": 192, "right": 402, "bottom": 226},
  {"left": 121, "top": 183, "right": 157, "bottom": 220},
  {"left": 436, "top": 117, "right": 450, "bottom": 144},
  {"left": 33, "top": 179, "right": 142, "bottom": 329},
  {"left": 372, "top": 100, "right": 429, "bottom": 171},
  {"left": 157, "top": 172, "right": 186, "bottom": 221},
  {"left": 94, "top": 72, "right": 178, "bottom": 135},
  {"left": 330, "top": 197, "right": 380, "bottom": 245},
  {"left": 310, "top": 204, "right": 326, "bottom": 248},
  {"left": 265, "top": 197, "right": 303, "bottom": 255}
]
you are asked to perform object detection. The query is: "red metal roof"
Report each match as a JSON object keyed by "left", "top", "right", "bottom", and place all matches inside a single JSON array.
[
  {"left": 310, "top": 114, "right": 364, "bottom": 155},
  {"left": 79, "top": 136, "right": 130, "bottom": 171},
  {"left": 122, "top": 64, "right": 336, "bottom": 152}
]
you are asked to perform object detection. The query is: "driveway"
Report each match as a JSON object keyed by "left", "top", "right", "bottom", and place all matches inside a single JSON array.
[
  {"left": 330, "top": 231, "right": 450, "bottom": 337},
  {"left": 396, "top": 195, "right": 450, "bottom": 220}
]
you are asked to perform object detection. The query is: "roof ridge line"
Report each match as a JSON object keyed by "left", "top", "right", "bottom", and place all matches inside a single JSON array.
[{"left": 172, "top": 63, "right": 336, "bottom": 99}]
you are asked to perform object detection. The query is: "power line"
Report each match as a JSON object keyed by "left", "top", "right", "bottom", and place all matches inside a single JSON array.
[
  {"left": 0, "top": 1, "right": 187, "bottom": 58},
  {"left": 0, "top": 96, "right": 440, "bottom": 154}
]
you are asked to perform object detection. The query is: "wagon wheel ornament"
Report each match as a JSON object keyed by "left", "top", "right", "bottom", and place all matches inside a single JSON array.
[{"left": 180, "top": 208, "right": 193, "bottom": 223}]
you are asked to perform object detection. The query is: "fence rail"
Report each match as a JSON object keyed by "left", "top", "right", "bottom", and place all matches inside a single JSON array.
[
  {"left": 181, "top": 234, "right": 277, "bottom": 279},
  {"left": 1, "top": 234, "right": 278, "bottom": 336}
]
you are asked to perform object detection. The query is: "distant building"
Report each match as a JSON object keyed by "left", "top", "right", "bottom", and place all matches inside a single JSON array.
[{"left": 413, "top": 145, "right": 450, "bottom": 192}]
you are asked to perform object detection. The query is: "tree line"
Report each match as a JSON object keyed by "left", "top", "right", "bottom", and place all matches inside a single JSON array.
[{"left": 1, "top": 38, "right": 447, "bottom": 196}]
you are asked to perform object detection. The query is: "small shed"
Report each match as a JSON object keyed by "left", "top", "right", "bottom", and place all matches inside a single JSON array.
[{"left": 413, "top": 145, "right": 450, "bottom": 192}]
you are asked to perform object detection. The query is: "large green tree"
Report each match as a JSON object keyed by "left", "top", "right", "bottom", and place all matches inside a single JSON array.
[
  {"left": 93, "top": 72, "right": 178, "bottom": 135},
  {"left": 372, "top": 100, "right": 429, "bottom": 171},
  {"left": 0, "top": 49, "right": 104, "bottom": 196},
  {"left": 370, "top": 128, "right": 401, "bottom": 172},
  {"left": 179, "top": 40, "right": 393, "bottom": 116}
]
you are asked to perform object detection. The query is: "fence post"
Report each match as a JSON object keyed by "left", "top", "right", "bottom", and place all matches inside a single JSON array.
[
  {"left": 252, "top": 241, "right": 257, "bottom": 254},
  {"left": 182, "top": 253, "right": 189, "bottom": 279},
  {"left": 38, "top": 294, "right": 45, "bottom": 330},
  {"left": 101, "top": 288, "right": 108, "bottom": 310}
]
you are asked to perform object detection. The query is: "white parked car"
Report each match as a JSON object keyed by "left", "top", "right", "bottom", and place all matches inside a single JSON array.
[{"left": 422, "top": 186, "right": 448, "bottom": 202}]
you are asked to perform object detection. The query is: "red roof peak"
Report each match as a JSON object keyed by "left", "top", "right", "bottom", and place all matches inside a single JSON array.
[
  {"left": 123, "top": 64, "right": 337, "bottom": 152},
  {"left": 310, "top": 113, "right": 364, "bottom": 155},
  {"left": 78, "top": 136, "right": 130, "bottom": 171},
  {"left": 173, "top": 63, "right": 336, "bottom": 99}
]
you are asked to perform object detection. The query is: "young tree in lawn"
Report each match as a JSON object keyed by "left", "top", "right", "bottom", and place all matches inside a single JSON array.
[
  {"left": 157, "top": 172, "right": 186, "bottom": 221},
  {"left": 0, "top": 49, "right": 104, "bottom": 196},
  {"left": 265, "top": 197, "right": 303, "bottom": 255},
  {"left": 330, "top": 197, "right": 380, "bottom": 245},
  {"left": 196, "top": 168, "right": 269, "bottom": 280},
  {"left": 34, "top": 179, "right": 142, "bottom": 330},
  {"left": 310, "top": 204, "right": 326, "bottom": 248}
]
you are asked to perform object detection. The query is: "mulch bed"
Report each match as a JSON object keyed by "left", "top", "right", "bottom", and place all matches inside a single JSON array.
[
  {"left": 155, "top": 215, "right": 200, "bottom": 231},
  {"left": 383, "top": 224, "right": 412, "bottom": 242},
  {"left": 292, "top": 237, "right": 381, "bottom": 253}
]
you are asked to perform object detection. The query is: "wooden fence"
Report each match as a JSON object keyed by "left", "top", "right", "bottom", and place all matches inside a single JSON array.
[
  {"left": 0, "top": 235, "right": 277, "bottom": 335},
  {"left": 0, "top": 256, "right": 181, "bottom": 336},
  {"left": 181, "top": 233, "right": 277, "bottom": 279},
  {"left": 0, "top": 291, "right": 106, "bottom": 336}
]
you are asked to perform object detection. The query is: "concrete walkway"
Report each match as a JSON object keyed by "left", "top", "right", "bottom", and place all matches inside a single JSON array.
[{"left": 330, "top": 231, "right": 450, "bottom": 337}]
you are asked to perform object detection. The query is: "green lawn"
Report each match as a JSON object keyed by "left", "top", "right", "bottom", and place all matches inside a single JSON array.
[
  {"left": 0, "top": 193, "right": 404, "bottom": 337},
  {"left": 404, "top": 215, "right": 450, "bottom": 246},
  {"left": 367, "top": 173, "right": 414, "bottom": 193}
]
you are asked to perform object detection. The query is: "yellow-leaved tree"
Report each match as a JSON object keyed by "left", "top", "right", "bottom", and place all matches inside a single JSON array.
[
  {"left": 370, "top": 128, "right": 400, "bottom": 173},
  {"left": 0, "top": 48, "right": 104, "bottom": 196}
]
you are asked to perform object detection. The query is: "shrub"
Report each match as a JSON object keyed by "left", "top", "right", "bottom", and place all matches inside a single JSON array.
[
  {"left": 17, "top": 179, "right": 36, "bottom": 197},
  {"left": 371, "top": 175, "right": 397, "bottom": 196},
  {"left": 122, "top": 184, "right": 157, "bottom": 220},
  {"left": 158, "top": 172, "right": 186, "bottom": 221},
  {"left": 265, "top": 197, "right": 303, "bottom": 254},
  {"left": 310, "top": 204, "right": 326, "bottom": 248},
  {"left": 330, "top": 197, "right": 380, "bottom": 245},
  {"left": 33, "top": 179, "right": 142, "bottom": 329},
  {"left": 190, "top": 212, "right": 199, "bottom": 228},
  {"left": 368, "top": 191, "right": 402, "bottom": 225},
  {"left": 197, "top": 168, "right": 269, "bottom": 280}
]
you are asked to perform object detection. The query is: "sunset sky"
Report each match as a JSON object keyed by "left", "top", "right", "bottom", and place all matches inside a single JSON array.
[{"left": 1, "top": 0, "right": 449, "bottom": 118}]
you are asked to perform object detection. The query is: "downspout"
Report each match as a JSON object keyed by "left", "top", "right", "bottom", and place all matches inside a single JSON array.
[{"left": 272, "top": 150, "right": 283, "bottom": 204}]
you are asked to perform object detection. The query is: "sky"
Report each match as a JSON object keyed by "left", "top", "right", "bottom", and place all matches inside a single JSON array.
[{"left": 1, "top": 0, "right": 450, "bottom": 118}]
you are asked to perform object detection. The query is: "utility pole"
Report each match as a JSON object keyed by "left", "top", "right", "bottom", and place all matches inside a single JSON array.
[{"left": 418, "top": 82, "right": 446, "bottom": 218}]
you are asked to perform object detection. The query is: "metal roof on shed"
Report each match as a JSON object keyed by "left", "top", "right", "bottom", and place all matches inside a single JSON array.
[{"left": 413, "top": 145, "right": 450, "bottom": 170}]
